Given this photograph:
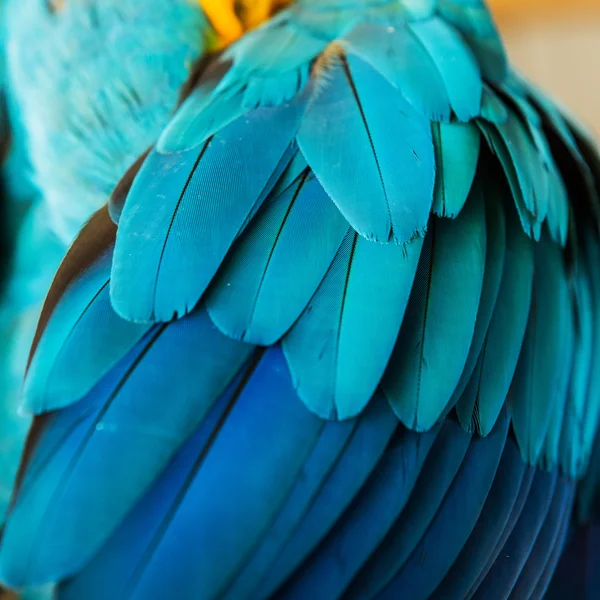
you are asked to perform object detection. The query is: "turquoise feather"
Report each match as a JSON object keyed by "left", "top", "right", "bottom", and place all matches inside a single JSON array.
[
  {"left": 510, "top": 238, "right": 572, "bottom": 465},
  {"left": 206, "top": 171, "right": 348, "bottom": 345},
  {"left": 343, "top": 22, "right": 452, "bottom": 122},
  {"left": 409, "top": 17, "right": 482, "bottom": 122},
  {"left": 383, "top": 187, "right": 486, "bottom": 431},
  {"left": 297, "top": 53, "right": 435, "bottom": 244},
  {"left": 283, "top": 230, "right": 423, "bottom": 419},
  {"left": 111, "top": 103, "right": 302, "bottom": 322},
  {"left": 432, "top": 121, "right": 481, "bottom": 217},
  {"left": 455, "top": 184, "right": 506, "bottom": 430},
  {"left": 458, "top": 205, "right": 534, "bottom": 436},
  {"left": 23, "top": 249, "right": 149, "bottom": 414}
]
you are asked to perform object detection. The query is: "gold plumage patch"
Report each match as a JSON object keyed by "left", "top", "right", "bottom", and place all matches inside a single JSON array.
[{"left": 199, "top": 0, "right": 292, "bottom": 49}]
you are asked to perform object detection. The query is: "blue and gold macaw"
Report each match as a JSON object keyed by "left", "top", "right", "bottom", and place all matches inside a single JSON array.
[{"left": 1, "top": 0, "right": 600, "bottom": 598}]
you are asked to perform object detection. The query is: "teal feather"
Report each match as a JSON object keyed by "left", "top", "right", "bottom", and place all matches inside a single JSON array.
[
  {"left": 111, "top": 103, "right": 302, "bottom": 322},
  {"left": 24, "top": 249, "right": 149, "bottom": 414},
  {"left": 297, "top": 53, "right": 435, "bottom": 244},
  {"left": 459, "top": 206, "right": 534, "bottom": 436},
  {"left": 480, "top": 85, "right": 508, "bottom": 124},
  {"left": 383, "top": 187, "right": 486, "bottom": 431},
  {"left": 409, "top": 17, "right": 482, "bottom": 122},
  {"left": 561, "top": 266, "right": 594, "bottom": 477},
  {"left": 343, "top": 22, "right": 452, "bottom": 122},
  {"left": 432, "top": 121, "right": 481, "bottom": 217},
  {"left": 455, "top": 185, "right": 506, "bottom": 430},
  {"left": 205, "top": 171, "right": 348, "bottom": 345},
  {"left": 510, "top": 238, "right": 571, "bottom": 465},
  {"left": 436, "top": 0, "right": 508, "bottom": 82},
  {"left": 283, "top": 231, "right": 423, "bottom": 419}
]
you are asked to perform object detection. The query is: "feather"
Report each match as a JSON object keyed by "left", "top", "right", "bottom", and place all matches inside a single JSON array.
[
  {"left": 0, "top": 311, "right": 254, "bottom": 587},
  {"left": 255, "top": 394, "right": 398, "bottom": 599},
  {"left": 431, "top": 436, "right": 527, "bottom": 599},
  {"left": 56, "top": 348, "right": 323, "bottom": 600},
  {"left": 458, "top": 205, "right": 534, "bottom": 436},
  {"left": 375, "top": 408, "right": 509, "bottom": 600},
  {"left": 467, "top": 467, "right": 536, "bottom": 597},
  {"left": 409, "top": 17, "right": 482, "bottom": 122},
  {"left": 383, "top": 187, "right": 486, "bottom": 431},
  {"left": 297, "top": 53, "right": 435, "bottom": 244},
  {"left": 472, "top": 469, "right": 558, "bottom": 600},
  {"left": 275, "top": 425, "right": 440, "bottom": 600},
  {"left": 561, "top": 266, "right": 594, "bottom": 477},
  {"left": 283, "top": 230, "right": 423, "bottom": 419},
  {"left": 455, "top": 190, "right": 506, "bottom": 429},
  {"left": 436, "top": 0, "right": 508, "bottom": 82},
  {"left": 510, "top": 238, "right": 572, "bottom": 465},
  {"left": 342, "top": 22, "right": 452, "bottom": 121},
  {"left": 23, "top": 249, "right": 149, "bottom": 414},
  {"left": 345, "top": 418, "right": 472, "bottom": 599},
  {"left": 206, "top": 171, "right": 348, "bottom": 345},
  {"left": 111, "top": 102, "right": 302, "bottom": 322},
  {"left": 432, "top": 121, "right": 481, "bottom": 218},
  {"left": 509, "top": 479, "right": 574, "bottom": 599}
]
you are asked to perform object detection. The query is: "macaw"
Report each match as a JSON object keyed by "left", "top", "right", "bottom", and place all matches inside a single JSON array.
[{"left": 1, "top": 0, "right": 600, "bottom": 599}]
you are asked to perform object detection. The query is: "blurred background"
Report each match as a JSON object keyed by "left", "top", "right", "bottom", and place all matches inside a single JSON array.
[{"left": 489, "top": 0, "right": 600, "bottom": 133}]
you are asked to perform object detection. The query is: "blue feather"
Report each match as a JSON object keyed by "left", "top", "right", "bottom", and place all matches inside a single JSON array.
[
  {"left": 431, "top": 436, "right": 527, "bottom": 599},
  {"left": 111, "top": 103, "right": 302, "bottom": 322},
  {"left": 0, "top": 311, "right": 253, "bottom": 587},
  {"left": 376, "top": 408, "right": 509, "bottom": 600},
  {"left": 297, "top": 53, "right": 435, "bottom": 244},
  {"left": 345, "top": 419, "right": 472, "bottom": 599},
  {"left": 459, "top": 205, "right": 534, "bottom": 436},
  {"left": 276, "top": 424, "right": 440, "bottom": 600},
  {"left": 467, "top": 467, "right": 536, "bottom": 596},
  {"left": 57, "top": 347, "right": 324, "bottom": 600},
  {"left": 510, "top": 238, "right": 571, "bottom": 465},
  {"left": 343, "top": 22, "right": 452, "bottom": 121},
  {"left": 432, "top": 121, "right": 481, "bottom": 218},
  {"left": 206, "top": 171, "right": 348, "bottom": 345},
  {"left": 472, "top": 469, "right": 557, "bottom": 600},
  {"left": 383, "top": 187, "right": 486, "bottom": 431},
  {"left": 283, "top": 230, "right": 423, "bottom": 419},
  {"left": 509, "top": 479, "right": 574, "bottom": 599},
  {"left": 255, "top": 395, "right": 398, "bottom": 599},
  {"left": 409, "top": 17, "right": 482, "bottom": 122}
]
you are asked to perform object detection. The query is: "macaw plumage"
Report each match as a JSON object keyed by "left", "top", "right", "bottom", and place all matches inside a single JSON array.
[{"left": 0, "top": 0, "right": 599, "bottom": 599}]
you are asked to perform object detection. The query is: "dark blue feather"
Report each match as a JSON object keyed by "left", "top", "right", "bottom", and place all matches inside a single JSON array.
[
  {"left": 472, "top": 469, "right": 557, "bottom": 600},
  {"left": 255, "top": 395, "right": 398, "bottom": 599},
  {"left": 344, "top": 419, "right": 471, "bottom": 599},
  {"left": 509, "top": 478, "right": 574, "bottom": 599},
  {"left": 375, "top": 408, "right": 509, "bottom": 600},
  {"left": 276, "top": 425, "right": 440, "bottom": 600},
  {"left": 431, "top": 436, "right": 527, "bottom": 599}
]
